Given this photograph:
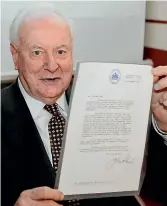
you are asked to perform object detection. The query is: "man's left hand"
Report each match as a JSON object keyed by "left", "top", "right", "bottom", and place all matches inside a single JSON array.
[{"left": 151, "top": 66, "right": 167, "bottom": 132}]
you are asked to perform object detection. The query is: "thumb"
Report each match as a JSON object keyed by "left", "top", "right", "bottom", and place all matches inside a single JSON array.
[{"left": 26, "top": 187, "right": 64, "bottom": 201}]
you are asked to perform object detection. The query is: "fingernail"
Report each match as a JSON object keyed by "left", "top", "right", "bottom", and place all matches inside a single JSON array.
[
  {"left": 152, "top": 68, "right": 157, "bottom": 73},
  {"left": 60, "top": 192, "right": 64, "bottom": 200},
  {"left": 154, "top": 83, "right": 159, "bottom": 90},
  {"left": 164, "top": 100, "right": 167, "bottom": 106},
  {"left": 159, "top": 98, "right": 163, "bottom": 103}
]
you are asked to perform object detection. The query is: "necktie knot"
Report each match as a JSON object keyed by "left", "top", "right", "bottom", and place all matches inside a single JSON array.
[{"left": 44, "top": 103, "right": 59, "bottom": 116}]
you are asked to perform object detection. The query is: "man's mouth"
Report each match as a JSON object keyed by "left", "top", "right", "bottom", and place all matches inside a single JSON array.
[{"left": 41, "top": 77, "right": 60, "bottom": 82}]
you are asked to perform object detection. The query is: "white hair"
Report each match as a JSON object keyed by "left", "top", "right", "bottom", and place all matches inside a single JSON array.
[{"left": 9, "top": 2, "right": 73, "bottom": 45}]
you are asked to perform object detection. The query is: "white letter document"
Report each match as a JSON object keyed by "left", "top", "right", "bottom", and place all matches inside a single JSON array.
[{"left": 55, "top": 62, "right": 153, "bottom": 200}]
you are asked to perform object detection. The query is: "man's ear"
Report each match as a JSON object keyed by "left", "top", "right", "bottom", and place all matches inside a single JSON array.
[{"left": 10, "top": 43, "right": 19, "bottom": 70}]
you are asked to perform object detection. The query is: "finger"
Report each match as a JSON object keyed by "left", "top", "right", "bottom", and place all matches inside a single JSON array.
[
  {"left": 151, "top": 91, "right": 163, "bottom": 107},
  {"left": 33, "top": 200, "right": 63, "bottom": 206},
  {"left": 159, "top": 92, "right": 167, "bottom": 105},
  {"left": 153, "top": 76, "right": 167, "bottom": 91},
  {"left": 23, "top": 187, "right": 64, "bottom": 201},
  {"left": 153, "top": 75, "right": 159, "bottom": 83},
  {"left": 164, "top": 100, "right": 167, "bottom": 106},
  {"left": 152, "top": 66, "right": 167, "bottom": 76}
]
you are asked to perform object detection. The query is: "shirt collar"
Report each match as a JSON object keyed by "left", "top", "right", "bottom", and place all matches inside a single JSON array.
[{"left": 18, "top": 78, "right": 68, "bottom": 119}]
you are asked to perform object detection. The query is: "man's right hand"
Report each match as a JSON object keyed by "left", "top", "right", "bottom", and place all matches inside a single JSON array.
[{"left": 14, "top": 186, "right": 64, "bottom": 206}]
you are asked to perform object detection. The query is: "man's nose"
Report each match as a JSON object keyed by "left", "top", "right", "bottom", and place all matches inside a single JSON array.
[{"left": 44, "top": 53, "right": 59, "bottom": 72}]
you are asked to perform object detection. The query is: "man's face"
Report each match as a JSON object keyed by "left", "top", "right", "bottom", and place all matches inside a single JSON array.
[{"left": 11, "top": 18, "right": 73, "bottom": 104}]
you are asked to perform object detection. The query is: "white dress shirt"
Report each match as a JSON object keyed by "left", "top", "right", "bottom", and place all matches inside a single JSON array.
[
  {"left": 18, "top": 79, "right": 68, "bottom": 165},
  {"left": 152, "top": 115, "right": 167, "bottom": 145},
  {"left": 18, "top": 79, "right": 167, "bottom": 166}
]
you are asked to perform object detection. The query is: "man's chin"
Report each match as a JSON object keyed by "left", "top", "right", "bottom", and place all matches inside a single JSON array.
[{"left": 42, "top": 90, "right": 64, "bottom": 100}]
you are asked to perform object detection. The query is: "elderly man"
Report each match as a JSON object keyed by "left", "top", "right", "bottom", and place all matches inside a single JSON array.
[{"left": 2, "top": 3, "right": 167, "bottom": 206}]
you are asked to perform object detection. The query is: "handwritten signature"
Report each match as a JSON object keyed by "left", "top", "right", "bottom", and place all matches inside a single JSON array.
[{"left": 106, "top": 153, "right": 136, "bottom": 170}]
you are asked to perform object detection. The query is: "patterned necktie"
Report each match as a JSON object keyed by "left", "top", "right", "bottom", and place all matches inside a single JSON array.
[{"left": 44, "top": 103, "right": 80, "bottom": 206}]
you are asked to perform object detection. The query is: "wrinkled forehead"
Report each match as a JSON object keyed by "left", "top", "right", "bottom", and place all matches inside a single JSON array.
[{"left": 18, "top": 17, "right": 72, "bottom": 49}]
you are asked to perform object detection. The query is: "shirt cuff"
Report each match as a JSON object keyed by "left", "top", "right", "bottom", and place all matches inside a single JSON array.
[{"left": 152, "top": 115, "right": 167, "bottom": 145}]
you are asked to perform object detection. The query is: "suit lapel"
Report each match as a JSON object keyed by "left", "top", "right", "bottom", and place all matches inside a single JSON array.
[
  {"left": 65, "top": 75, "right": 74, "bottom": 106},
  {"left": 8, "top": 81, "right": 55, "bottom": 177}
]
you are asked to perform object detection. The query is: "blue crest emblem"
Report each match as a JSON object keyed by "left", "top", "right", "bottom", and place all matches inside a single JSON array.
[{"left": 110, "top": 69, "right": 121, "bottom": 84}]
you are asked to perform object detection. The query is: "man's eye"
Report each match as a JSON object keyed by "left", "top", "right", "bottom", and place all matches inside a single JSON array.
[
  {"left": 57, "top": 50, "right": 66, "bottom": 55},
  {"left": 32, "top": 50, "right": 41, "bottom": 56}
]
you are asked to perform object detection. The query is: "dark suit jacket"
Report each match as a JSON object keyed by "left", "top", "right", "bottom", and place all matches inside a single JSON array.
[{"left": 1, "top": 80, "right": 167, "bottom": 206}]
